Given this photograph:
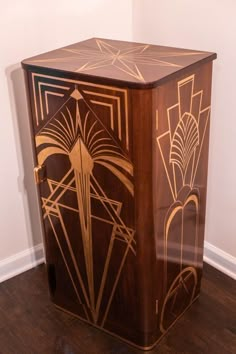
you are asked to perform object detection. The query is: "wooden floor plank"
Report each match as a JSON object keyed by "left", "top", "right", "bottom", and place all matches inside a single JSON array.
[{"left": 0, "top": 263, "right": 235, "bottom": 354}]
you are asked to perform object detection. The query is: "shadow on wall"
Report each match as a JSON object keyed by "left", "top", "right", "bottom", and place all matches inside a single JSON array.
[{"left": 5, "top": 64, "right": 43, "bottom": 260}]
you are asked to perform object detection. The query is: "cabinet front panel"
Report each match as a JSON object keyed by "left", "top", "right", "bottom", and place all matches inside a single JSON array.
[{"left": 26, "top": 71, "right": 138, "bottom": 339}]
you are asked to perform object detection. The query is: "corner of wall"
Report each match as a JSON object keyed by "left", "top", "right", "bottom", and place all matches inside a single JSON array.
[
  {"left": 204, "top": 241, "right": 236, "bottom": 280},
  {"left": 0, "top": 243, "right": 45, "bottom": 283}
]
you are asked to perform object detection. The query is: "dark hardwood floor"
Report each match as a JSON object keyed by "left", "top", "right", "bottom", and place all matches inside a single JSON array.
[{"left": 0, "top": 263, "right": 235, "bottom": 354}]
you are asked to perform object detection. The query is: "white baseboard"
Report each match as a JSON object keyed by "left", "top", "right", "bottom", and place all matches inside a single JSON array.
[
  {"left": 203, "top": 241, "right": 236, "bottom": 280},
  {"left": 0, "top": 241, "right": 235, "bottom": 283},
  {"left": 0, "top": 243, "right": 45, "bottom": 283}
]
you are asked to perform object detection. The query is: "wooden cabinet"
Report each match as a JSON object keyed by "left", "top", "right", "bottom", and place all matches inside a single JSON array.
[{"left": 22, "top": 38, "right": 216, "bottom": 350}]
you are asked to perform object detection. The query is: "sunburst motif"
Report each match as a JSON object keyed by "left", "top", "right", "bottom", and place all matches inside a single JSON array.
[{"left": 30, "top": 39, "right": 205, "bottom": 82}]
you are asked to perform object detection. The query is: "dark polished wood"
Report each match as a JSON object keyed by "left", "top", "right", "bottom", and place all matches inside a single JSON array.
[
  {"left": 0, "top": 263, "right": 235, "bottom": 354},
  {"left": 22, "top": 38, "right": 216, "bottom": 349}
]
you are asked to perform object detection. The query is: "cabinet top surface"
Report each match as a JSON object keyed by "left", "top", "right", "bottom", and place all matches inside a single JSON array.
[{"left": 22, "top": 38, "right": 216, "bottom": 88}]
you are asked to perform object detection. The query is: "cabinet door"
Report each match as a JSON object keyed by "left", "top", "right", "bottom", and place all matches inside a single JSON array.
[{"left": 27, "top": 71, "right": 136, "bottom": 330}]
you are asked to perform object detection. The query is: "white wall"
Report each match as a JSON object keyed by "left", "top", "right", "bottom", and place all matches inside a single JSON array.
[
  {"left": 133, "top": 1, "right": 236, "bottom": 268},
  {"left": 1, "top": 0, "right": 235, "bottom": 281},
  {"left": 0, "top": 0, "right": 133, "bottom": 280}
]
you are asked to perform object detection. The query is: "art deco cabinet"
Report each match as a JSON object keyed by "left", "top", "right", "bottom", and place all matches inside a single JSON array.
[{"left": 22, "top": 38, "right": 216, "bottom": 350}]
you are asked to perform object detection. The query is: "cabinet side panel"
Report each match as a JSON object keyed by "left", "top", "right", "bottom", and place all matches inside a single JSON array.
[{"left": 154, "top": 62, "right": 213, "bottom": 334}]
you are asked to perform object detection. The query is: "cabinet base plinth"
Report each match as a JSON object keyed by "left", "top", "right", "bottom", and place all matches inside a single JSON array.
[{"left": 54, "top": 295, "right": 200, "bottom": 351}]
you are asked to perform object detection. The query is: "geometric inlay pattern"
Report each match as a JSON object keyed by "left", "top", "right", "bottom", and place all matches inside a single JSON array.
[
  {"left": 156, "top": 75, "right": 211, "bottom": 332},
  {"left": 34, "top": 81, "right": 135, "bottom": 327},
  {"left": 28, "top": 39, "right": 205, "bottom": 82},
  {"left": 31, "top": 73, "right": 130, "bottom": 153}
]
